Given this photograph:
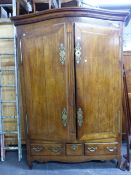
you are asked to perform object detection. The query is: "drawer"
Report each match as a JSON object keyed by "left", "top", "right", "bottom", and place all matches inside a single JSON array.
[
  {"left": 66, "top": 144, "right": 84, "bottom": 156},
  {"left": 31, "top": 143, "right": 65, "bottom": 156},
  {"left": 85, "top": 143, "right": 119, "bottom": 156}
]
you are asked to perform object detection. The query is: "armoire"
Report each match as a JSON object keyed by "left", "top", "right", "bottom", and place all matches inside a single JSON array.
[{"left": 12, "top": 7, "right": 128, "bottom": 168}]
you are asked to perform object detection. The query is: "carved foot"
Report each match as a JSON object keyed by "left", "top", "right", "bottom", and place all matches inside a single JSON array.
[
  {"left": 116, "top": 159, "right": 122, "bottom": 169},
  {"left": 117, "top": 159, "right": 130, "bottom": 171},
  {"left": 29, "top": 163, "right": 33, "bottom": 169},
  {"left": 27, "top": 160, "right": 33, "bottom": 169},
  {"left": 123, "top": 154, "right": 127, "bottom": 159},
  {"left": 123, "top": 153, "right": 131, "bottom": 161}
]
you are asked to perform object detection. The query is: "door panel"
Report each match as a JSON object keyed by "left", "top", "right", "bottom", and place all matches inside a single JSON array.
[
  {"left": 75, "top": 22, "right": 122, "bottom": 141},
  {"left": 20, "top": 22, "right": 74, "bottom": 141}
]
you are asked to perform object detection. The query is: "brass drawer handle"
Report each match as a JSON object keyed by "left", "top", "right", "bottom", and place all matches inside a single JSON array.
[
  {"left": 71, "top": 144, "right": 78, "bottom": 151},
  {"left": 106, "top": 147, "right": 117, "bottom": 152},
  {"left": 87, "top": 147, "right": 97, "bottom": 152},
  {"left": 48, "top": 146, "right": 63, "bottom": 153},
  {"left": 32, "top": 145, "right": 44, "bottom": 152}
]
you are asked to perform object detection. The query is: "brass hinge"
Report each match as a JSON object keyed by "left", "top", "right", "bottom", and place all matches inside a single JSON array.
[
  {"left": 61, "top": 108, "right": 68, "bottom": 127},
  {"left": 77, "top": 108, "right": 83, "bottom": 128},
  {"left": 59, "top": 43, "right": 65, "bottom": 65},
  {"left": 75, "top": 38, "right": 81, "bottom": 64}
]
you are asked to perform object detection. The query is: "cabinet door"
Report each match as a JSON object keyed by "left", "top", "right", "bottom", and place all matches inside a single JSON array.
[
  {"left": 75, "top": 21, "right": 122, "bottom": 141},
  {"left": 20, "top": 22, "right": 75, "bottom": 141}
]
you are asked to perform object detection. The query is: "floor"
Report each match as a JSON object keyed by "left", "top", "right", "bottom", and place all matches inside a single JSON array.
[{"left": 0, "top": 144, "right": 131, "bottom": 175}]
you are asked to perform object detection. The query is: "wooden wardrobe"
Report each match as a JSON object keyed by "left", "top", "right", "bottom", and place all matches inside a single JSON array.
[{"left": 12, "top": 7, "right": 128, "bottom": 168}]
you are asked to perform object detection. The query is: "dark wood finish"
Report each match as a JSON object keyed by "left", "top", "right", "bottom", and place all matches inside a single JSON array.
[
  {"left": 20, "top": 21, "right": 75, "bottom": 141},
  {"left": 30, "top": 154, "right": 121, "bottom": 163},
  {"left": 12, "top": 7, "right": 129, "bottom": 26},
  {"left": 75, "top": 22, "right": 122, "bottom": 142},
  {"left": 66, "top": 143, "right": 84, "bottom": 155},
  {"left": 31, "top": 143, "right": 65, "bottom": 156},
  {"left": 85, "top": 143, "right": 120, "bottom": 156},
  {"left": 12, "top": 8, "right": 128, "bottom": 168}
]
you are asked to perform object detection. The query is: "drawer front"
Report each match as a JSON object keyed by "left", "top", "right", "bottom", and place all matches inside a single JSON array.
[
  {"left": 31, "top": 143, "right": 65, "bottom": 156},
  {"left": 66, "top": 144, "right": 84, "bottom": 156},
  {"left": 85, "top": 143, "right": 120, "bottom": 156}
]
